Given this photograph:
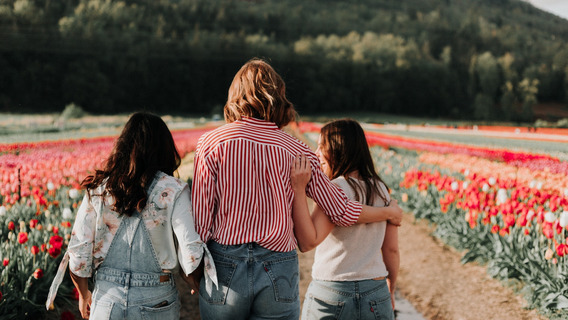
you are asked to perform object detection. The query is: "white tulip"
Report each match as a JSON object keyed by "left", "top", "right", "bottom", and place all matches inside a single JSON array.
[
  {"left": 488, "top": 177, "right": 496, "bottom": 186},
  {"left": 44, "top": 210, "right": 51, "bottom": 218},
  {"left": 537, "top": 181, "right": 543, "bottom": 190},
  {"left": 47, "top": 182, "right": 55, "bottom": 191},
  {"left": 62, "top": 208, "right": 73, "bottom": 220},
  {"left": 560, "top": 211, "right": 568, "bottom": 228},
  {"left": 545, "top": 211, "right": 556, "bottom": 223},
  {"left": 0, "top": 206, "right": 6, "bottom": 217},
  {"left": 464, "top": 169, "right": 470, "bottom": 176},
  {"left": 496, "top": 189, "right": 508, "bottom": 205},
  {"left": 451, "top": 182, "right": 459, "bottom": 191},
  {"left": 529, "top": 180, "right": 536, "bottom": 189},
  {"left": 482, "top": 183, "right": 490, "bottom": 192},
  {"left": 68, "top": 188, "right": 80, "bottom": 199},
  {"left": 463, "top": 182, "right": 469, "bottom": 189},
  {"left": 526, "top": 210, "right": 535, "bottom": 221},
  {"left": 564, "top": 188, "right": 568, "bottom": 198}
]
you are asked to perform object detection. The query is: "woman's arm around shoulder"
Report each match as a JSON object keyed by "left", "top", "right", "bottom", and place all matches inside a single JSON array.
[
  {"left": 358, "top": 199, "right": 403, "bottom": 226},
  {"left": 291, "top": 154, "right": 334, "bottom": 252}
]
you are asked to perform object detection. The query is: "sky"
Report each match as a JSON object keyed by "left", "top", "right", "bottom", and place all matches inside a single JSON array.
[{"left": 526, "top": 0, "right": 568, "bottom": 20}]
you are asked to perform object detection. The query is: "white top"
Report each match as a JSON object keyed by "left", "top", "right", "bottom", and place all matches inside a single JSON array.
[
  {"left": 46, "top": 172, "right": 217, "bottom": 309},
  {"left": 311, "top": 176, "right": 390, "bottom": 281}
]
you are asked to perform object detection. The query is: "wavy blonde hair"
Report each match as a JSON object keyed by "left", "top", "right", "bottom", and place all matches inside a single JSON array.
[{"left": 224, "top": 58, "right": 296, "bottom": 128}]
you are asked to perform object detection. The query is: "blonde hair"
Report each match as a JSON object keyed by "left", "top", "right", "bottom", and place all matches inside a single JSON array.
[{"left": 224, "top": 58, "right": 296, "bottom": 128}]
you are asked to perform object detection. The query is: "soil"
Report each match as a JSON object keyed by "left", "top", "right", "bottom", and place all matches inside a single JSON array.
[{"left": 177, "top": 212, "right": 546, "bottom": 320}]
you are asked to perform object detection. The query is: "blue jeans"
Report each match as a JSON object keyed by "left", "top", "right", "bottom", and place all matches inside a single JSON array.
[
  {"left": 301, "top": 279, "right": 394, "bottom": 320},
  {"left": 199, "top": 241, "right": 300, "bottom": 320},
  {"left": 90, "top": 213, "right": 180, "bottom": 320}
]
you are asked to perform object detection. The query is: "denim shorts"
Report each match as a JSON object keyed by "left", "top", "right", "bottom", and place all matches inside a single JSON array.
[
  {"left": 199, "top": 241, "right": 300, "bottom": 320},
  {"left": 301, "top": 279, "right": 393, "bottom": 320}
]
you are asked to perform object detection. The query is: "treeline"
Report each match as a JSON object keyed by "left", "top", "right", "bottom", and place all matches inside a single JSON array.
[{"left": 1, "top": 0, "right": 567, "bottom": 121}]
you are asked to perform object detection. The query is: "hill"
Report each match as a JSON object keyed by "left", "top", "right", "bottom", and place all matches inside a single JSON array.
[{"left": 0, "top": 0, "right": 567, "bottom": 121}]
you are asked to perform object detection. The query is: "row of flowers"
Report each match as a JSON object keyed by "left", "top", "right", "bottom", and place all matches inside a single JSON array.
[
  {"left": 366, "top": 147, "right": 568, "bottom": 318},
  {"left": 298, "top": 121, "right": 568, "bottom": 175},
  {"left": 0, "top": 127, "right": 212, "bottom": 206},
  {"left": 368, "top": 151, "right": 568, "bottom": 317}
]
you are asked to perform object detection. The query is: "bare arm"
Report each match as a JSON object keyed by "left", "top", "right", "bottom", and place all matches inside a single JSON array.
[
  {"left": 70, "top": 272, "right": 91, "bottom": 319},
  {"left": 358, "top": 199, "right": 403, "bottom": 226},
  {"left": 382, "top": 223, "right": 399, "bottom": 309},
  {"left": 291, "top": 154, "right": 335, "bottom": 252}
]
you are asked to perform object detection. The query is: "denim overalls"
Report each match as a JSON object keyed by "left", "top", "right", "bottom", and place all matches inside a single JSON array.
[{"left": 89, "top": 211, "right": 181, "bottom": 319}]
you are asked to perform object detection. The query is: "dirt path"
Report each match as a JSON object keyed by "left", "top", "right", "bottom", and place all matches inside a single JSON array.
[
  {"left": 177, "top": 212, "right": 545, "bottom": 319},
  {"left": 394, "top": 214, "right": 544, "bottom": 320}
]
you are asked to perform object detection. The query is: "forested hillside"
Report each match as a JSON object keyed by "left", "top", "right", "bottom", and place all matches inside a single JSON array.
[{"left": 1, "top": 0, "right": 567, "bottom": 121}]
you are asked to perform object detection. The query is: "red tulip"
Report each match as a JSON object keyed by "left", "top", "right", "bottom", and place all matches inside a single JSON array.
[
  {"left": 48, "top": 246, "right": 61, "bottom": 258},
  {"left": 2, "top": 258, "right": 8, "bottom": 266},
  {"left": 31, "top": 245, "right": 39, "bottom": 255},
  {"left": 72, "top": 288, "right": 80, "bottom": 301},
  {"left": 556, "top": 244, "right": 568, "bottom": 257},
  {"left": 61, "top": 311, "right": 75, "bottom": 320},
  {"left": 29, "top": 219, "right": 38, "bottom": 229},
  {"left": 543, "top": 222, "right": 555, "bottom": 239},
  {"left": 7, "top": 221, "right": 14, "bottom": 231},
  {"left": 33, "top": 268, "right": 43, "bottom": 279},
  {"left": 491, "top": 225, "right": 500, "bottom": 234},
  {"left": 49, "top": 235, "right": 64, "bottom": 249},
  {"left": 18, "top": 232, "right": 28, "bottom": 244}
]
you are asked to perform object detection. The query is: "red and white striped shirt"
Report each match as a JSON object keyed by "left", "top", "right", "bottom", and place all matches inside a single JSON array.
[{"left": 192, "top": 117, "right": 362, "bottom": 252}]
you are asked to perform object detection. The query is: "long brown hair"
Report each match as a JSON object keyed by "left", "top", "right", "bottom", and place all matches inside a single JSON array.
[
  {"left": 224, "top": 58, "right": 296, "bottom": 128},
  {"left": 319, "top": 119, "right": 389, "bottom": 205},
  {"left": 82, "top": 112, "right": 181, "bottom": 216}
]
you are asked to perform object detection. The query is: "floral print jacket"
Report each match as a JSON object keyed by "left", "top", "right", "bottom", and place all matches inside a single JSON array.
[{"left": 46, "top": 172, "right": 217, "bottom": 309}]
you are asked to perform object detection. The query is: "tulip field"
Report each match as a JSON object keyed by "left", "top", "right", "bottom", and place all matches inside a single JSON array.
[
  {"left": 0, "top": 126, "right": 212, "bottom": 319},
  {"left": 365, "top": 127, "right": 568, "bottom": 320},
  {"left": 1, "top": 119, "right": 568, "bottom": 319}
]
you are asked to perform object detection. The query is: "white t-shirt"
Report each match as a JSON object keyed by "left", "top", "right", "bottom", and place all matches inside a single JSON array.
[{"left": 311, "top": 176, "right": 390, "bottom": 281}]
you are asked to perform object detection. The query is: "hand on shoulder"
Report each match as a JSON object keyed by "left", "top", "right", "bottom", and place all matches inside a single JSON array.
[{"left": 290, "top": 154, "right": 311, "bottom": 193}]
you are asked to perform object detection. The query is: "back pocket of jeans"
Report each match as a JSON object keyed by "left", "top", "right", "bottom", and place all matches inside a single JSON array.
[
  {"left": 90, "top": 299, "right": 114, "bottom": 320},
  {"left": 199, "top": 259, "right": 237, "bottom": 304},
  {"left": 369, "top": 296, "right": 394, "bottom": 320},
  {"left": 262, "top": 255, "right": 299, "bottom": 303},
  {"left": 140, "top": 299, "right": 180, "bottom": 320},
  {"left": 304, "top": 294, "right": 344, "bottom": 319}
]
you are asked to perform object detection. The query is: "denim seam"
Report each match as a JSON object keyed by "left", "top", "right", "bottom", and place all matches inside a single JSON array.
[
  {"left": 307, "top": 293, "right": 345, "bottom": 318},
  {"left": 137, "top": 215, "right": 163, "bottom": 272},
  {"left": 313, "top": 282, "right": 356, "bottom": 297}
]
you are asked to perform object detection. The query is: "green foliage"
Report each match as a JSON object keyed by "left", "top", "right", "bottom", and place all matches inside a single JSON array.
[
  {"left": 0, "top": 188, "right": 82, "bottom": 319},
  {"left": 60, "top": 103, "right": 86, "bottom": 121},
  {"left": 374, "top": 146, "right": 568, "bottom": 319},
  {"left": 0, "top": 0, "right": 567, "bottom": 120}
]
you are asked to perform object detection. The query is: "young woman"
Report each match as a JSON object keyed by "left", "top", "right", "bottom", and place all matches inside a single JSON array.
[
  {"left": 46, "top": 112, "right": 217, "bottom": 319},
  {"left": 191, "top": 58, "right": 402, "bottom": 320},
  {"left": 291, "top": 119, "right": 399, "bottom": 320}
]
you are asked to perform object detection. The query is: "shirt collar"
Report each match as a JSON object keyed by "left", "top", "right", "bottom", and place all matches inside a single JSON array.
[{"left": 238, "top": 117, "right": 279, "bottom": 129}]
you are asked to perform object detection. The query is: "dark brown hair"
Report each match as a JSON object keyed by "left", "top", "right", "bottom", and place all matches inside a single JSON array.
[
  {"left": 82, "top": 112, "right": 181, "bottom": 216},
  {"left": 224, "top": 58, "right": 296, "bottom": 128},
  {"left": 319, "top": 119, "right": 389, "bottom": 205}
]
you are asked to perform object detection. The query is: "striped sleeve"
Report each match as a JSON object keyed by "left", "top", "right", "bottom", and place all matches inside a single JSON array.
[
  {"left": 191, "top": 136, "right": 217, "bottom": 243},
  {"left": 305, "top": 156, "right": 362, "bottom": 227}
]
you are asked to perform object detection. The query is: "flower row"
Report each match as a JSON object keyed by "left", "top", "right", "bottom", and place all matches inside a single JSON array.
[{"left": 0, "top": 127, "right": 212, "bottom": 206}]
